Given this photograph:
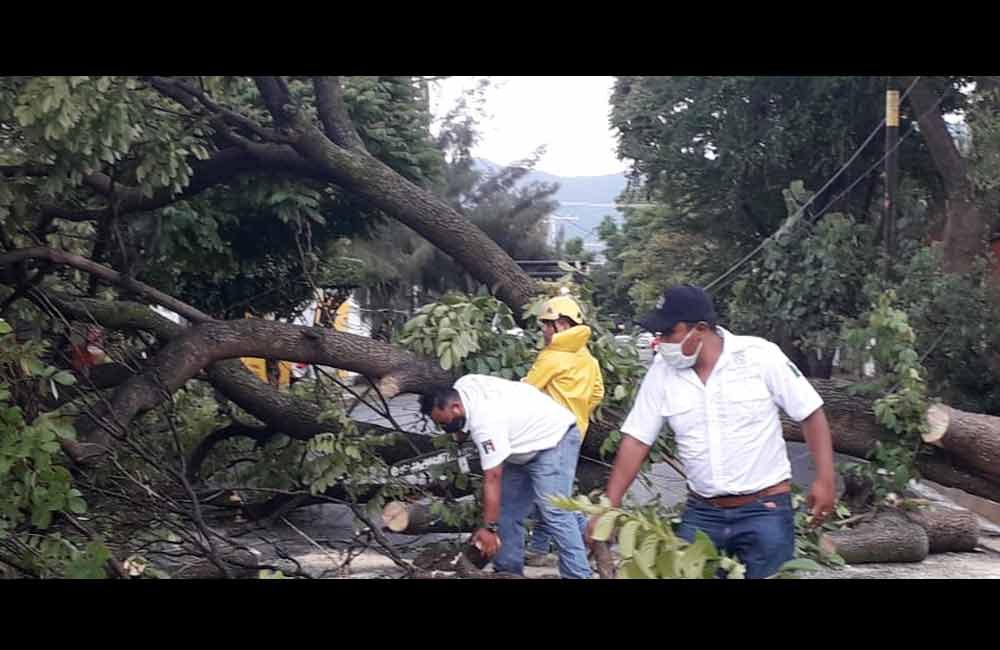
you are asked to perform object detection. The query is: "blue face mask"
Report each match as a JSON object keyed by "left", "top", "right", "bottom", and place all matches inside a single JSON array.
[{"left": 657, "top": 327, "right": 702, "bottom": 369}]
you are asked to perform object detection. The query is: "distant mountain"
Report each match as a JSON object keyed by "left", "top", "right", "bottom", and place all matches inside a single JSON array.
[{"left": 473, "top": 159, "right": 627, "bottom": 247}]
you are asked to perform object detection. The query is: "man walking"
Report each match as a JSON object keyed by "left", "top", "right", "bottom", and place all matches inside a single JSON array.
[
  {"left": 421, "top": 374, "right": 592, "bottom": 579},
  {"left": 590, "top": 285, "right": 836, "bottom": 578}
]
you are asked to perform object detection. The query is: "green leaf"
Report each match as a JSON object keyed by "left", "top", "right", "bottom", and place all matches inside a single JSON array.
[
  {"left": 613, "top": 385, "right": 626, "bottom": 401},
  {"left": 635, "top": 534, "right": 659, "bottom": 578},
  {"left": 656, "top": 550, "right": 677, "bottom": 578},
  {"left": 0, "top": 320, "right": 12, "bottom": 335},
  {"left": 617, "top": 559, "right": 646, "bottom": 579},
  {"left": 592, "top": 510, "right": 619, "bottom": 541},
  {"left": 618, "top": 520, "right": 640, "bottom": 559},
  {"left": 31, "top": 507, "right": 53, "bottom": 529},
  {"left": 675, "top": 530, "right": 714, "bottom": 578},
  {"left": 52, "top": 371, "right": 76, "bottom": 386}
]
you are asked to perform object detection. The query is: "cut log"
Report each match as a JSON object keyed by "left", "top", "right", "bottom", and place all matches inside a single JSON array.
[
  {"left": 922, "top": 404, "right": 1000, "bottom": 480},
  {"left": 819, "top": 511, "right": 929, "bottom": 564},
  {"left": 903, "top": 507, "right": 980, "bottom": 553},
  {"left": 381, "top": 501, "right": 472, "bottom": 534}
]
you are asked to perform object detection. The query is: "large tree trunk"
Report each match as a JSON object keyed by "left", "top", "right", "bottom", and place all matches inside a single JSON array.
[{"left": 904, "top": 76, "right": 988, "bottom": 273}]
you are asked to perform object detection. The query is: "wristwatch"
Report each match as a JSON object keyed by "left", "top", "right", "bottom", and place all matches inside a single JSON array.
[{"left": 484, "top": 522, "right": 499, "bottom": 534}]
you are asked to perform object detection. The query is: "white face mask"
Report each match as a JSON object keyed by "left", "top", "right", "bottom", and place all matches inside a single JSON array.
[{"left": 657, "top": 327, "right": 703, "bottom": 369}]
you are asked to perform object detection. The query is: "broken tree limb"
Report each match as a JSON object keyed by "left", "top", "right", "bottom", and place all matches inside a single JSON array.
[
  {"left": 819, "top": 510, "right": 930, "bottom": 564},
  {"left": 903, "top": 507, "right": 980, "bottom": 553}
]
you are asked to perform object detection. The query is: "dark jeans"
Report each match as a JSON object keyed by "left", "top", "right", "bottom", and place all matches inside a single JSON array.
[
  {"left": 527, "top": 507, "right": 588, "bottom": 554},
  {"left": 676, "top": 491, "right": 795, "bottom": 579},
  {"left": 493, "top": 425, "right": 591, "bottom": 579}
]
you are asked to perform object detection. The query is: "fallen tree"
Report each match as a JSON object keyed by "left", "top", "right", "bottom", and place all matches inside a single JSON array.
[{"left": 6, "top": 76, "right": 1000, "bottom": 578}]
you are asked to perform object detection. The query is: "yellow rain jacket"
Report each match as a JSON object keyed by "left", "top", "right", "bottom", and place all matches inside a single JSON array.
[{"left": 523, "top": 325, "right": 604, "bottom": 437}]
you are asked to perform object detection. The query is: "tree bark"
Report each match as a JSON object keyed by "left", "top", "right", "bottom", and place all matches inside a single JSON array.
[
  {"left": 904, "top": 76, "right": 987, "bottom": 272},
  {"left": 903, "top": 507, "right": 980, "bottom": 553},
  {"left": 819, "top": 510, "right": 929, "bottom": 564}
]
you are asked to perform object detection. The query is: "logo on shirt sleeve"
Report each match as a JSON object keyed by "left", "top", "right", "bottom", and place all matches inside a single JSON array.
[
  {"left": 787, "top": 361, "right": 802, "bottom": 378},
  {"left": 480, "top": 440, "right": 495, "bottom": 455}
]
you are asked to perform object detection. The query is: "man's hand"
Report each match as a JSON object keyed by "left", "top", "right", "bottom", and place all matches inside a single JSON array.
[
  {"left": 807, "top": 478, "right": 836, "bottom": 527},
  {"left": 801, "top": 408, "right": 836, "bottom": 528},
  {"left": 471, "top": 528, "right": 501, "bottom": 558}
]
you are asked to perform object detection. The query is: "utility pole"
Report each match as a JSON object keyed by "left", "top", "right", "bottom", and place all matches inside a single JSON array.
[{"left": 884, "top": 76, "right": 900, "bottom": 279}]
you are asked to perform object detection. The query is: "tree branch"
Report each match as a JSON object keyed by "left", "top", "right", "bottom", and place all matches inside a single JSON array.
[
  {"left": 287, "top": 121, "right": 537, "bottom": 314},
  {"left": 145, "top": 76, "right": 288, "bottom": 145},
  {"left": 253, "top": 76, "right": 294, "bottom": 128},
  {"left": 312, "top": 77, "right": 365, "bottom": 149},
  {"left": 33, "top": 291, "right": 186, "bottom": 339},
  {"left": 0, "top": 247, "right": 214, "bottom": 323},
  {"left": 40, "top": 145, "right": 325, "bottom": 225},
  {"left": 74, "top": 318, "right": 451, "bottom": 456}
]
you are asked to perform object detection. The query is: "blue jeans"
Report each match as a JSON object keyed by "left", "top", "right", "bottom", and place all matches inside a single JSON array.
[
  {"left": 676, "top": 491, "right": 795, "bottom": 579},
  {"left": 528, "top": 508, "right": 588, "bottom": 554},
  {"left": 493, "top": 425, "right": 591, "bottom": 579}
]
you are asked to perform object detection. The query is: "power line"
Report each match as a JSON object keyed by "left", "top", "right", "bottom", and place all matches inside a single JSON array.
[
  {"left": 703, "top": 76, "right": 924, "bottom": 293},
  {"left": 708, "top": 77, "right": 961, "bottom": 295}
]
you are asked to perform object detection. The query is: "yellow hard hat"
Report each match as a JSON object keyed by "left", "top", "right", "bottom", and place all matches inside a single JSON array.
[{"left": 540, "top": 296, "right": 584, "bottom": 324}]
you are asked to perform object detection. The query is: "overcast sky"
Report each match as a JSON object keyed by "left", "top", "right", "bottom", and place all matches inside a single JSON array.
[{"left": 429, "top": 76, "right": 628, "bottom": 178}]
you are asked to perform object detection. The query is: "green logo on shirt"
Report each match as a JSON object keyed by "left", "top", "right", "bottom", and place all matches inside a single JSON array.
[{"left": 787, "top": 361, "right": 802, "bottom": 378}]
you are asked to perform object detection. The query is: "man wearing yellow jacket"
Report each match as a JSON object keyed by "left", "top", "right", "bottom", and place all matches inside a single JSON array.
[{"left": 522, "top": 295, "right": 605, "bottom": 565}]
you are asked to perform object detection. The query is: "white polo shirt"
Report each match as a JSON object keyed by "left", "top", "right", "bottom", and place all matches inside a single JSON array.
[
  {"left": 620, "top": 328, "right": 823, "bottom": 498},
  {"left": 454, "top": 374, "right": 577, "bottom": 471}
]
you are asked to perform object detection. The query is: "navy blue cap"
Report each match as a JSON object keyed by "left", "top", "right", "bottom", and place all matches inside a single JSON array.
[{"left": 635, "top": 285, "right": 717, "bottom": 334}]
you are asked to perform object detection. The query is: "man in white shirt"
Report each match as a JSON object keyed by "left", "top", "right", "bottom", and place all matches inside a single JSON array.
[
  {"left": 590, "top": 285, "right": 836, "bottom": 578},
  {"left": 420, "top": 374, "right": 592, "bottom": 579}
]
